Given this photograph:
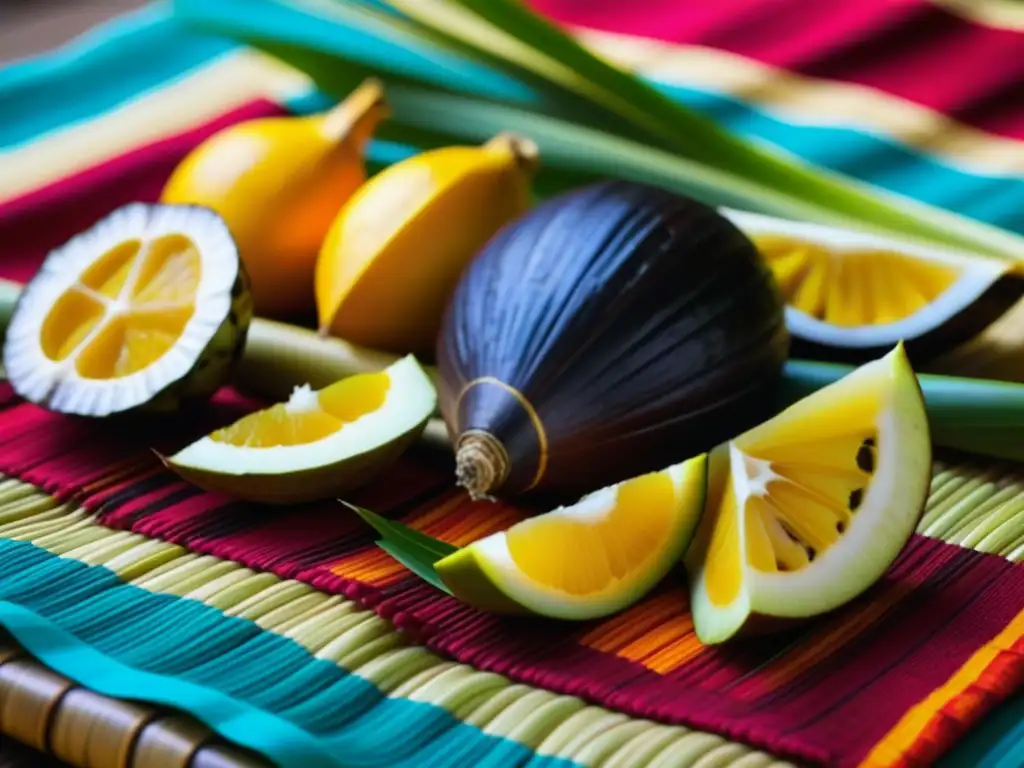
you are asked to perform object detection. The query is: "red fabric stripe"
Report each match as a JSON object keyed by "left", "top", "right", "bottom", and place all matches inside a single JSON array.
[
  {"left": 0, "top": 99, "right": 287, "bottom": 284},
  {"left": 528, "top": 0, "right": 1024, "bottom": 140},
  {"left": 0, "top": 391, "right": 1018, "bottom": 766}
]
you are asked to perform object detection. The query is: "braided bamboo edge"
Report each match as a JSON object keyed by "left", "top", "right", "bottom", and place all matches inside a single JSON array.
[{"left": 0, "top": 640, "right": 268, "bottom": 768}]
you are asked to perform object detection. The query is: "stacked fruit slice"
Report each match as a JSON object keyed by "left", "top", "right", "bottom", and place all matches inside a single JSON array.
[
  {"left": 431, "top": 345, "right": 931, "bottom": 641},
  {"left": 685, "top": 344, "right": 930, "bottom": 642}
]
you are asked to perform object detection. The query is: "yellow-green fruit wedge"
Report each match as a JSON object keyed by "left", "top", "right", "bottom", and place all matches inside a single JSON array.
[
  {"left": 436, "top": 454, "right": 707, "bottom": 620},
  {"left": 684, "top": 343, "right": 931, "bottom": 645},
  {"left": 163, "top": 355, "right": 436, "bottom": 504}
]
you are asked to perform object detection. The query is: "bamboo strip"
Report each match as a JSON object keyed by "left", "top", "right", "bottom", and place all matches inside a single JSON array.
[
  {"left": 0, "top": 659, "right": 74, "bottom": 750},
  {"left": 49, "top": 688, "right": 156, "bottom": 768},
  {"left": 0, "top": 642, "right": 270, "bottom": 768}
]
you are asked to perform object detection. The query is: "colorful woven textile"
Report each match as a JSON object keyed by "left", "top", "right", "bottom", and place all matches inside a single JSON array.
[{"left": 1, "top": 3, "right": 1023, "bottom": 768}]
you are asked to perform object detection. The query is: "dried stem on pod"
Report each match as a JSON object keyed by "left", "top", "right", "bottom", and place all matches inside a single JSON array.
[{"left": 455, "top": 431, "right": 509, "bottom": 502}]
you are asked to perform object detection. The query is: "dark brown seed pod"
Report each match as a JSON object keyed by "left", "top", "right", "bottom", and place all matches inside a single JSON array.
[{"left": 436, "top": 180, "right": 790, "bottom": 501}]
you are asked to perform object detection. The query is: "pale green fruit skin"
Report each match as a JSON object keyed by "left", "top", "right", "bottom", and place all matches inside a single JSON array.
[
  {"left": 684, "top": 344, "right": 931, "bottom": 645},
  {"left": 436, "top": 455, "right": 709, "bottom": 621},
  {"left": 163, "top": 412, "right": 429, "bottom": 505}
]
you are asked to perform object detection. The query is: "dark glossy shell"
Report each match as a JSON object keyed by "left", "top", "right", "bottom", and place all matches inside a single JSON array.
[{"left": 437, "top": 180, "right": 789, "bottom": 499}]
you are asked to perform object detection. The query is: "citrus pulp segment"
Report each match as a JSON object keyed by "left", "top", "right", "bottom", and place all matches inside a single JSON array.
[
  {"left": 435, "top": 454, "right": 707, "bottom": 620},
  {"left": 164, "top": 355, "right": 436, "bottom": 504},
  {"left": 684, "top": 344, "right": 931, "bottom": 644},
  {"left": 3, "top": 203, "right": 251, "bottom": 416},
  {"left": 721, "top": 208, "right": 1021, "bottom": 361}
]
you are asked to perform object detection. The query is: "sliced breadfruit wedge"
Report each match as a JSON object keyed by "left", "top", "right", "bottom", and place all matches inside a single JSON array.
[
  {"left": 163, "top": 355, "right": 436, "bottom": 504},
  {"left": 721, "top": 208, "right": 1024, "bottom": 364},
  {"left": 684, "top": 344, "right": 931, "bottom": 645},
  {"left": 435, "top": 454, "right": 707, "bottom": 620},
  {"left": 3, "top": 203, "right": 251, "bottom": 416}
]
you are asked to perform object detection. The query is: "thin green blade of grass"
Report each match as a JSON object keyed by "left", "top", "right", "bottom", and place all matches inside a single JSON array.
[
  {"left": 345, "top": 502, "right": 457, "bottom": 593},
  {"left": 177, "top": 0, "right": 1024, "bottom": 257},
  {"left": 383, "top": 0, "right": 1024, "bottom": 261}
]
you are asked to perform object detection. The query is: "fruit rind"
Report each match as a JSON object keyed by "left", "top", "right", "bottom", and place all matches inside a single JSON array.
[
  {"left": 686, "top": 344, "right": 931, "bottom": 644},
  {"left": 3, "top": 203, "right": 249, "bottom": 417},
  {"left": 164, "top": 355, "right": 436, "bottom": 504},
  {"left": 436, "top": 454, "right": 708, "bottom": 620},
  {"left": 723, "top": 208, "right": 1019, "bottom": 357}
]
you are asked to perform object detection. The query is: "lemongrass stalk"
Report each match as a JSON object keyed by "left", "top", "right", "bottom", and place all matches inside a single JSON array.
[
  {"left": 173, "top": 0, "right": 1024, "bottom": 260},
  {"left": 2, "top": 279, "right": 1023, "bottom": 461}
]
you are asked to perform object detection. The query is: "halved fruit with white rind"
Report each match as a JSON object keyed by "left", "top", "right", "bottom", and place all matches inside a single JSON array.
[
  {"left": 721, "top": 208, "right": 1023, "bottom": 363},
  {"left": 3, "top": 203, "right": 251, "bottom": 416},
  {"left": 684, "top": 344, "right": 931, "bottom": 644},
  {"left": 436, "top": 454, "right": 707, "bottom": 621},
  {"left": 163, "top": 355, "right": 436, "bottom": 504}
]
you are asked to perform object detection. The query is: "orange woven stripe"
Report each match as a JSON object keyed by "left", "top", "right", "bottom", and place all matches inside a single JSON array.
[
  {"left": 759, "top": 583, "right": 914, "bottom": 695},
  {"left": 858, "top": 608, "right": 1024, "bottom": 767},
  {"left": 580, "top": 589, "right": 704, "bottom": 674}
]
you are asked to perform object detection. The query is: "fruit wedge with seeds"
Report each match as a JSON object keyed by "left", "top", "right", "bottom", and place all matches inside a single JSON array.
[
  {"left": 163, "top": 355, "right": 436, "bottom": 504},
  {"left": 684, "top": 343, "right": 931, "bottom": 644},
  {"left": 4, "top": 203, "right": 251, "bottom": 417},
  {"left": 435, "top": 454, "right": 707, "bottom": 620}
]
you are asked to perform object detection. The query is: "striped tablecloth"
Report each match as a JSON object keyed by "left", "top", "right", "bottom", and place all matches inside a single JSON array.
[{"left": 0, "top": 3, "right": 1022, "bottom": 768}]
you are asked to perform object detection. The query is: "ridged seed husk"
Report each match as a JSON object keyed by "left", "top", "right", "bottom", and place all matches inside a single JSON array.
[{"left": 437, "top": 180, "right": 789, "bottom": 499}]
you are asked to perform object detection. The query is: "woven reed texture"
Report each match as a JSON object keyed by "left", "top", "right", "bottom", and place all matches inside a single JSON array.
[
  {"left": 0, "top": 475, "right": 798, "bottom": 768},
  {"left": 0, "top": 453, "right": 1020, "bottom": 768},
  {"left": 0, "top": 474, "right": 801, "bottom": 768},
  {"left": 0, "top": 641, "right": 270, "bottom": 768}
]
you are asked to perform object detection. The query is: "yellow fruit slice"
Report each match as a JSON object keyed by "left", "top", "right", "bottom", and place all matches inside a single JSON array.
[
  {"left": 684, "top": 344, "right": 931, "bottom": 644},
  {"left": 315, "top": 132, "right": 538, "bottom": 356},
  {"left": 435, "top": 454, "right": 707, "bottom": 620},
  {"left": 161, "top": 79, "right": 388, "bottom": 318},
  {"left": 3, "top": 203, "right": 251, "bottom": 416},
  {"left": 163, "top": 355, "right": 436, "bottom": 504},
  {"left": 722, "top": 208, "right": 1022, "bottom": 360}
]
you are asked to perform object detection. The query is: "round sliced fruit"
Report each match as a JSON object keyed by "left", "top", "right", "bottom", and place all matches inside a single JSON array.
[
  {"left": 435, "top": 454, "right": 707, "bottom": 620},
  {"left": 721, "top": 208, "right": 1024, "bottom": 363},
  {"left": 684, "top": 344, "right": 931, "bottom": 645},
  {"left": 4, "top": 203, "right": 251, "bottom": 416},
  {"left": 163, "top": 355, "right": 436, "bottom": 504}
]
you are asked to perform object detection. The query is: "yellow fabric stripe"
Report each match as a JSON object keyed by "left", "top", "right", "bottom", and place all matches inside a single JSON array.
[
  {"left": 575, "top": 29, "right": 1024, "bottom": 177},
  {"left": 0, "top": 477, "right": 789, "bottom": 768},
  {"left": 929, "top": 0, "right": 1024, "bottom": 31},
  {"left": 858, "top": 608, "right": 1024, "bottom": 767},
  {"left": 0, "top": 50, "right": 314, "bottom": 204}
]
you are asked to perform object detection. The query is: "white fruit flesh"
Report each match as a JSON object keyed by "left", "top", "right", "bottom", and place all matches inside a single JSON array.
[
  {"left": 437, "top": 455, "right": 706, "bottom": 620},
  {"left": 168, "top": 355, "right": 435, "bottom": 476},
  {"left": 685, "top": 345, "right": 930, "bottom": 644},
  {"left": 3, "top": 203, "right": 242, "bottom": 416},
  {"left": 721, "top": 208, "right": 1011, "bottom": 348}
]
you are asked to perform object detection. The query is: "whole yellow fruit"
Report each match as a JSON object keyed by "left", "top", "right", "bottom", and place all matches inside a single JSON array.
[
  {"left": 161, "top": 79, "right": 388, "bottom": 319},
  {"left": 315, "top": 133, "right": 539, "bottom": 356}
]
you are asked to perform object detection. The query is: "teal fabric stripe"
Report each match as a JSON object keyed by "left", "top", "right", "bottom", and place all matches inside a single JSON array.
[
  {"left": 653, "top": 86, "right": 1024, "bottom": 234},
  {"left": 172, "top": 0, "right": 1024, "bottom": 235},
  {"left": 2, "top": 0, "right": 1022, "bottom": 234},
  {"left": 0, "top": 539, "right": 574, "bottom": 768},
  {"left": 0, "top": 3, "right": 236, "bottom": 150}
]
